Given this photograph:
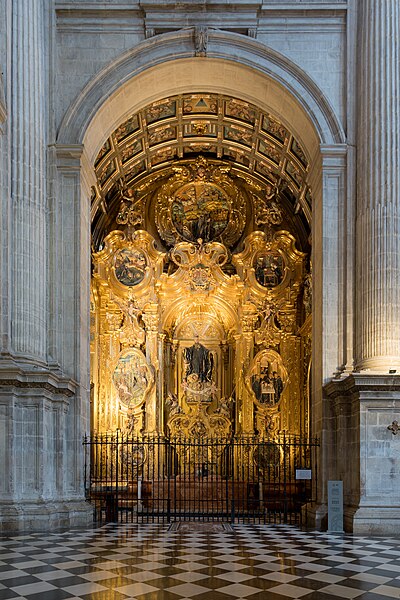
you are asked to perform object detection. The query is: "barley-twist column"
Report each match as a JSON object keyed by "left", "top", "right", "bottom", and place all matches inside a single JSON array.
[
  {"left": 11, "top": 0, "right": 47, "bottom": 361},
  {"left": 356, "top": 0, "right": 400, "bottom": 370}
]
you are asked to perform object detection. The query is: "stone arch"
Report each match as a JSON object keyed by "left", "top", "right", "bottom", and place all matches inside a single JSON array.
[
  {"left": 54, "top": 30, "right": 348, "bottom": 501},
  {"left": 57, "top": 28, "right": 345, "bottom": 159}
]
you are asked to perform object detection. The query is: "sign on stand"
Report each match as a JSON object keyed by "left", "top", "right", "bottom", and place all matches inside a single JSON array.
[{"left": 328, "top": 480, "right": 343, "bottom": 532}]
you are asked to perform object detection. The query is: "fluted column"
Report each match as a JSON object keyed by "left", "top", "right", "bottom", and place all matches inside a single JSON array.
[
  {"left": 11, "top": 0, "right": 47, "bottom": 361},
  {"left": 356, "top": 0, "right": 400, "bottom": 370}
]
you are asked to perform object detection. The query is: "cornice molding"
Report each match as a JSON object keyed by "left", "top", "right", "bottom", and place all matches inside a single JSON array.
[
  {"left": 324, "top": 373, "right": 400, "bottom": 400},
  {"left": 0, "top": 358, "right": 77, "bottom": 397}
]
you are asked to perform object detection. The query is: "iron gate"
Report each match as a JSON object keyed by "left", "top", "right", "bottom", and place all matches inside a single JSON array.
[{"left": 84, "top": 433, "right": 319, "bottom": 525}]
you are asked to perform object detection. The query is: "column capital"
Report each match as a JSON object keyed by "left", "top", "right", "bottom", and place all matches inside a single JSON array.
[{"left": 51, "top": 143, "right": 84, "bottom": 170}]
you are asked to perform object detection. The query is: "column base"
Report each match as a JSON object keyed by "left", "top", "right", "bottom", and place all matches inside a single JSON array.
[
  {"left": 301, "top": 502, "right": 328, "bottom": 530},
  {"left": 0, "top": 500, "right": 94, "bottom": 534},
  {"left": 344, "top": 505, "right": 400, "bottom": 535}
]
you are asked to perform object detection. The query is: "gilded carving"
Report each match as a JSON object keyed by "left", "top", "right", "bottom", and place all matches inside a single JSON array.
[
  {"left": 303, "top": 269, "right": 312, "bottom": 316},
  {"left": 91, "top": 152, "right": 309, "bottom": 439}
]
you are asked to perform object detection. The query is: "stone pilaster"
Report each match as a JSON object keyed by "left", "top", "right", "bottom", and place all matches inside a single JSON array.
[
  {"left": 10, "top": 0, "right": 47, "bottom": 362},
  {"left": 356, "top": 0, "right": 400, "bottom": 371},
  {"left": 325, "top": 374, "right": 400, "bottom": 534}
]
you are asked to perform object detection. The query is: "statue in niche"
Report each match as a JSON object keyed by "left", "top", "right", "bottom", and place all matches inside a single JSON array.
[{"left": 183, "top": 336, "right": 214, "bottom": 383}]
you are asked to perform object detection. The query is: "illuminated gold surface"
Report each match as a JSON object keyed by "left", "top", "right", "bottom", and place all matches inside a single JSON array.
[{"left": 91, "top": 156, "right": 311, "bottom": 439}]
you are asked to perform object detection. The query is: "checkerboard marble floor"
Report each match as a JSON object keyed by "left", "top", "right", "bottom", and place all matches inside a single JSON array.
[{"left": 1, "top": 523, "right": 400, "bottom": 600}]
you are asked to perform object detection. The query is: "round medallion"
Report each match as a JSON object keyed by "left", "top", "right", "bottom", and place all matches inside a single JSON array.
[
  {"left": 114, "top": 248, "right": 147, "bottom": 286},
  {"left": 254, "top": 252, "right": 284, "bottom": 288},
  {"left": 171, "top": 182, "right": 230, "bottom": 242}
]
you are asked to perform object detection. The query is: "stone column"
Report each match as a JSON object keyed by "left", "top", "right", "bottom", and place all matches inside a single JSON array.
[
  {"left": 321, "top": 2, "right": 400, "bottom": 535},
  {"left": 10, "top": 0, "right": 47, "bottom": 361},
  {"left": 356, "top": 0, "right": 400, "bottom": 371}
]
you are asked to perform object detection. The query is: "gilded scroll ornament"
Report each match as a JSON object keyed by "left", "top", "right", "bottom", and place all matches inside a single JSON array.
[{"left": 116, "top": 185, "right": 144, "bottom": 228}]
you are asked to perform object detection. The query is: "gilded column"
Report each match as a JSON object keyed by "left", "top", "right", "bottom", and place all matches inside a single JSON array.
[
  {"left": 237, "top": 310, "right": 257, "bottom": 435},
  {"left": 356, "top": 0, "right": 400, "bottom": 370},
  {"left": 142, "top": 306, "right": 161, "bottom": 434},
  {"left": 10, "top": 0, "right": 47, "bottom": 360}
]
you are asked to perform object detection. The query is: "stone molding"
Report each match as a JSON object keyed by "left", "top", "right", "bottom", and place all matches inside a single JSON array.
[
  {"left": 55, "top": 2, "right": 347, "bottom": 35},
  {"left": 0, "top": 359, "right": 77, "bottom": 397},
  {"left": 0, "top": 500, "right": 93, "bottom": 534},
  {"left": 324, "top": 373, "right": 400, "bottom": 399}
]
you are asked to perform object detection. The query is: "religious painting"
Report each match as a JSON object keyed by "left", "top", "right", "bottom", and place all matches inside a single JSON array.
[
  {"left": 171, "top": 182, "right": 230, "bottom": 243},
  {"left": 112, "top": 350, "right": 150, "bottom": 410},
  {"left": 250, "top": 353, "right": 285, "bottom": 407},
  {"left": 254, "top": 252, "right": 284, "bottom": 288},
  {"left": 114, "top": 248, "right": 147, "bottom": 286}
]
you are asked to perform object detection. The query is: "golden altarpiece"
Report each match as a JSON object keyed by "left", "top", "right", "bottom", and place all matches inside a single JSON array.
[{"left": 90, "top": 155, "right": 311, "bottom": 443}]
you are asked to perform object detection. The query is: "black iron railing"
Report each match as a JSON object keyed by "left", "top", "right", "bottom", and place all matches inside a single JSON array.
[{"left": 83, "top": 433, "right": 319, "bottom": 525}]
